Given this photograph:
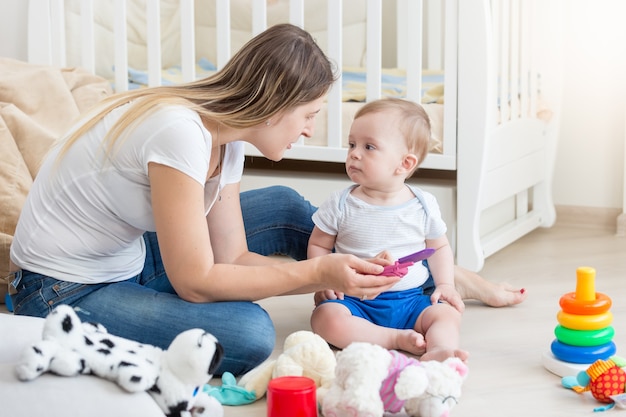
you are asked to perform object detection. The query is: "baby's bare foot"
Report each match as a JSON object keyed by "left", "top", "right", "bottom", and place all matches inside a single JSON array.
[
  {"left": 421, "top": 348, "right": 469, "bottom": 363},
  {"left": 394, "top": 330, "right": 426, "bottom": 356}
]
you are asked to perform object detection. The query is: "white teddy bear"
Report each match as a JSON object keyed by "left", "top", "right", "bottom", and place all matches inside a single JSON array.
[
  {"left": 322, "top": 342, "right": 468, "bottom": 417},
  {"left": 238, "top": 330, "right": 337, "bottom": 402},
  {"left": 15, "top": 304, "right": 224, "bottom": 417}
]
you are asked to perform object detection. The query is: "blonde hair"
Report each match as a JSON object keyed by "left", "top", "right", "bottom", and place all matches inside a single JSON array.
[
  {"left": 58, "top": 23, "right": 337, "bottom": 158},
  {"left": 353, "top": 98, "right": 431, "bottom": 170}
]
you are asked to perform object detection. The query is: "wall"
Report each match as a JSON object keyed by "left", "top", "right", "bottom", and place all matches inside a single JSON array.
[
  {"left": 555, "top": 0, "right": 626, "bottom": 210},
  {"left": 0, "top": 0, "right": 624, "bottom": 211}
]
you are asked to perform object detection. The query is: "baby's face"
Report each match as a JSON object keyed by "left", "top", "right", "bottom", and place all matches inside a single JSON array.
[{"left": 345, "top": 110, "right": 409, "bottom": 187}]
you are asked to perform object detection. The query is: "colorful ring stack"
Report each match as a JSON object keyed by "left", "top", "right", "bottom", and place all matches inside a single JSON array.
[{"left": 544, "top": 267, "right": 617, "bottom": 376}]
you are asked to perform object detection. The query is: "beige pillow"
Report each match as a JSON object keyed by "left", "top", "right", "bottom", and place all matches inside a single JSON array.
[{"left": 0, "top": 58, "right": 111, "bottom": 304}]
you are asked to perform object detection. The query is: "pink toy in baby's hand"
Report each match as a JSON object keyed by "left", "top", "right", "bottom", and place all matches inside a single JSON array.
[{"left": 378, "top": 248, "right": 436, "bottom": 277}]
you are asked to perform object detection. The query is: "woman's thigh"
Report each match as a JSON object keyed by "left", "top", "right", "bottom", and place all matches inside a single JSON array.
[
  {"left": 73, "top": 281, "right": 276, "bottom": 376},
  {"left": 240, "top": 186, "right": 316, "bottom": 260},
  {"left": 12, "top": 270, "right": 275, "bottom": 376}
]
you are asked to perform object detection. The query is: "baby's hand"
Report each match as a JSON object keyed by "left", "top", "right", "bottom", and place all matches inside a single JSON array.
[
  {"left": 431, "top": 283, "right": 465, "bottom": 313},
  {"left": 314, "top": 289, "right": 344, "bottom": 306}
]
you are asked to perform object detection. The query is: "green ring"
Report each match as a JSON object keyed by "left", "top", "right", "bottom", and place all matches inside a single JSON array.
[{"left": 554, "top": 325, "right": 614, "bottom": 347}]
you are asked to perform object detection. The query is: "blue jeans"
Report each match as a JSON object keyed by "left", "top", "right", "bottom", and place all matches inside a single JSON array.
[{"left": 11, "top": 185, "right": 434, "bottom": 375}]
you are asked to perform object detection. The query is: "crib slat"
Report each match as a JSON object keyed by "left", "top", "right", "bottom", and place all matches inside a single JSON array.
[
  {"left": 426, "top": 0, "right": 442, "bottom": 70},
  {"left": 180, "top": 0, "right": 196, "bottom": 82},
  {"left": 146, "top": 0, "right": 162, "bottom": 87},
  {"left": 28, "top": 0, "right": 52, "bottom": 65},
  {"left": 509, "top": 0, "right": 520, "bottom": 121},
  {"left": 498, "top": 0, "right": 510, "bottom": 122},
  {"left": 80, "top": 0, "right": 95, "bottom": 73},
  {"left": 366, "top": 0, "right": 382, "bottom": 101},
  {"left": 252, "top": 0, "right": 267, "bottom": 36},
  {"left": 289, "top": 0, "right": 304, "bottom": 28},
  {"left": 50, "top": 0, "right": 66, "bottom": 67},
  {"left": 396, "top": 0, "right": 407, "bottom": 69},
  {"left": 528, "top": 0, "right": 538, "bottom": 119},
  {"left": 326, "top": 0, "right": 343, "bottom": 149},
  {"left": 402, "top": 0, "right": 423, "bottom": 102},
  {"left": 114, "top": 0, "right": 128, "bottom": 92},
  {"left": 519, "top": 0, "right": 530, "bottom": 118},
  {"left": 216, "top": 0, "right": 231, "bottom": 69},
  {"left": 441, "top": 0, "right": 458, "bottom": 162}
]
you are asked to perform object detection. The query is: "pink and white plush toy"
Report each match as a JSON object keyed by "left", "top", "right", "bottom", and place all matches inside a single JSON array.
[{"left": 322, "top": 342, "right": 468, "bottom": 417}]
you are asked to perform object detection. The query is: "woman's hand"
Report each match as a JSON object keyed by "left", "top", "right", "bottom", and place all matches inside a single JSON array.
[{"left": 317, "top": 253, "right": 401, "bottom": 300}]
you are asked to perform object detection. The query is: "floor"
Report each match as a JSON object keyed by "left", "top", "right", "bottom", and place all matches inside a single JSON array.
[
  {"left": 223, "top": 221, "right": 626, "bottom": 417},
  {"left": 2, "top": 220, "right": 624, "bottom": 416}
]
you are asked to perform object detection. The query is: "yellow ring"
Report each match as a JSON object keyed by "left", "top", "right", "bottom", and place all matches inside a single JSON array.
[
  {"left": 559, "top": 292, "right": 612, "bottom": 315},
  {"left": 557, "top": 310, "right": 613, "bottom": 331}
]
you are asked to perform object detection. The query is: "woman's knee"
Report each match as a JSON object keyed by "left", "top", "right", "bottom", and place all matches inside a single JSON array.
[
  {"left": 241, "top": 185, "right": 314, "bottom": 229},
  {"left": 217, "top": 303, "right": 276, "bottom": 375}
]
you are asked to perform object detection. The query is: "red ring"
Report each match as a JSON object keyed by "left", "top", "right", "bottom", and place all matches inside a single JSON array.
[{"left": 559, "top": 292, "right": 612, "bottom": 315}]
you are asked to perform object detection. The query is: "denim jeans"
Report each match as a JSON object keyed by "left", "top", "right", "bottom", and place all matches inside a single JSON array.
[
  {"left": 11, "top": 185, "right": 434, "bottom": 375},
  {"left": 11, "top": 186, "right": 310, "bottom": 376}
]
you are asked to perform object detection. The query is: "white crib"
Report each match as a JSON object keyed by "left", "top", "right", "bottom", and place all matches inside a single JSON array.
[{"left": 26, "top": 0, "right": 560, "bottom": 271}]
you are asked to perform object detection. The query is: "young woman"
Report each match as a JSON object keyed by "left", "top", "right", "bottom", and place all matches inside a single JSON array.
[{"left": 9, "top": 24, "right": 400, "bottom": 376}]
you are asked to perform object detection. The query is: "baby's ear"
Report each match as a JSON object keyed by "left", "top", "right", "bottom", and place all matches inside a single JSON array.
[{"left": 398, "top": 153, "right": 419, "bottom": 175}]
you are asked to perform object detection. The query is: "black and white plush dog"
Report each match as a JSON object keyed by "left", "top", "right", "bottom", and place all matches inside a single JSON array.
[{"left": 15, "top": 304, "right": 224, "bottom": 417}]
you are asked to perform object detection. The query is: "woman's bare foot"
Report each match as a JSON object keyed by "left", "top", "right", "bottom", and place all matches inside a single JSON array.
[
  {"left": 394, "top": 329, "right": 426, "bottom": 356},
  {"left": 420, "top": 347, "right": 469, "bottom": 363},
  {"left": 454, "top": 266, "right": 526, "bottom": 307}
]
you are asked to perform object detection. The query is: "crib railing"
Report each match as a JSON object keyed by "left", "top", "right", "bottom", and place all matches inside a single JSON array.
[
  {"left": 27, "top": 0, "right": 459, "bottom": 170},
  {"left": 26, "top": 0, "right": 543, "bottom": 173}
]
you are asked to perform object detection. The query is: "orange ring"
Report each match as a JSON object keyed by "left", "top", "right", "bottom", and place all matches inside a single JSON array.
[
  {"left": 557, "top": 310, "right": 613, "bottom": 331},
  {"left": 559, "top": 292, "right": 612, "bottom": 315}
]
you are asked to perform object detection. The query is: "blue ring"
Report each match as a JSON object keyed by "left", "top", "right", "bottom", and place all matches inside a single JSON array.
[{"left": 550, "top": 339, "right": 616, "bottom": 364}]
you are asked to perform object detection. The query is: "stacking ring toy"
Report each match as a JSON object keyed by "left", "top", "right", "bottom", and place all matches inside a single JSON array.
[
  {"left": 557, "top": 310, "right": 613, "bottom": 331},
  {"left": 551, "top": 339, "right": 616, "bottom": 364},
  {"left": 554, "top": 325, "right": 614, "bottom": 347},
  {"left": 559, "top": 292, "right": 612, "bottom": 315}
]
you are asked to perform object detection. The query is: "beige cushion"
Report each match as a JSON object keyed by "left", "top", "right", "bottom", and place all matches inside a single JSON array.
[
  {"left": 0, "top": 58, "right": 112, "bottom": 302},
  {"left": 0, "top": 313, "right": 164, "bottom": 416}
]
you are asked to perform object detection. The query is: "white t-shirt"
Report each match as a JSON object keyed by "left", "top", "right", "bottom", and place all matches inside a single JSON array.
[
  {"left": 312, "top": 185, "right": 447, "bottom": 292},
  {"left": 10, "top": 103, "right": 244, "bottom": 284}
]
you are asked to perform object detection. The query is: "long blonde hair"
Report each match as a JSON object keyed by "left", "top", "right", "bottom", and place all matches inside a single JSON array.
[{"left": 59, "top": 23, "right": 337, "bottom": 158}]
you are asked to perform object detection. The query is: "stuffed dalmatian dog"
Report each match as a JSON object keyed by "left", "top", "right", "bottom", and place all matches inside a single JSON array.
[{"left": 15, "top": 304, "right": 225, "bottom": 417}]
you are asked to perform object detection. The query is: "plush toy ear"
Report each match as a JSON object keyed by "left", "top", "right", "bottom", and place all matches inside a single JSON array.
[
  {"left": 444, "top": 357, "right": 469, "bottom": 379},
  {"left": 394, "top": 365, "right": 429, "bottom": 400}
]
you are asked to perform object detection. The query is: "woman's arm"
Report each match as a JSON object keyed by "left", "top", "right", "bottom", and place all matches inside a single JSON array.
[{"left": 149, "top": 163, "right": 399, "bottom": 302}]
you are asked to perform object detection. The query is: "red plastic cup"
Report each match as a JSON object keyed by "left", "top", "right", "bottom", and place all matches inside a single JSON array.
[{"left": 267, "top": 376, "right": 318, "bottom": 417}]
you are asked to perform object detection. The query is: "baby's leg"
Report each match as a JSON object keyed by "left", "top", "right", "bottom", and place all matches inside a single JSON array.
[
  {"left": 311, "top": 303, "right": 426, "bottom": 355},
  {"left": 416, "top": 303, "right": 468, "bottom": 362}
]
